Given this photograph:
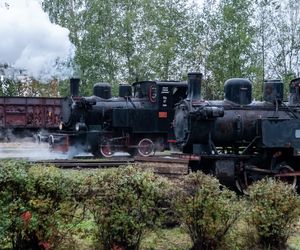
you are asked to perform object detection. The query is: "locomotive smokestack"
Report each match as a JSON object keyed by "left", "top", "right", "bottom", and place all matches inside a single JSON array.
[
  {"left": 70, "top": 78, "right": 80, "bottom": 97},
  {"left": 187, "top": 72, "right": 202, "bottom": 101}
]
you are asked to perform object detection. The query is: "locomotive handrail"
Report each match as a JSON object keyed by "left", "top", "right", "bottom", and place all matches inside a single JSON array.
[
  {"left": 242, "top": 136, "right": 260, "bottom": 155},
  {"left": 281, "top": 101, "right": 299, "bottom": 119},
  {"left": 127, "top": 96, "right": 137, "bottom": 109}
]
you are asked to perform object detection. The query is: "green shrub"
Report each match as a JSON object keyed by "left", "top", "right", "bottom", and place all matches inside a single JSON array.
[
  {"left": 247, "top": 178, "right": 300, "bottom": 250},
  {"left": 174, "top": 171, "right": 243, "bottom": 250},
  {"left": 0, "top": 161, "right": 79, "bottom": 249},
  {"left": 83, "top": 166, "right": 169, "bottom": 250},
  {"left": 26, "top": 165, "right": 78, "bottom": 249},
  {"left": 0, "top": 160, "right": 34, "bottom": 249}
]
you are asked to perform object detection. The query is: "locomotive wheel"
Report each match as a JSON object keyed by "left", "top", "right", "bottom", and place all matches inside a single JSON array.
[
  {"left": 35, "top": 134, "right": 42, "bottom": 144},
  {"left": 235, "top": 170, "right": 250, "bottom": 195},
  {"left": 235, "top": 165, "right": 258, "bottom": 195},
  {"left": 276, "top": 165, "right": 297, "bottom": 188},
  {"left": 49, "top": 135, "right": 55, "bottom": 146},
  {"left": 100, "top": 141, "right": 114, "bottom": 158},
  {"left": 137, "top": 138, "right": 155, "bottom": 157}
]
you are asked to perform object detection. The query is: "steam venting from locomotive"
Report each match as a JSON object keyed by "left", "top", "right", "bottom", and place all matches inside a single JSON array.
[{"left": 0, "top": 0, "right": 75, "bottom": 82}]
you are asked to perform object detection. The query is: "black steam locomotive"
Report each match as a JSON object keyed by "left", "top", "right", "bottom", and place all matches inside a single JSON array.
[
  {"left": 174, "top": 73, "right": 300, "bottom": 193},
  {"left": 50, "top": 78, "right": 187, "bottom": 157}
]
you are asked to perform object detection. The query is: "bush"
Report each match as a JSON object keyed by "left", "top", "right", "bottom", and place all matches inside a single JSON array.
[
  {"left": 25, "top": 166, "right": 78, "bottom": 249},
  {"left": 83, "top": 166, "right": 169, "bottom": 250},
  {"left": 247, "top": 178, "right": 300, "bottom": 250},
  {"left": 174, "top": 171, "right": 243, "bottom": 250},
  {"left": 0, "top": 160, "right": 34, "bottom": 249},
  {"left": 0, "top": 161, "right": 79, "bottom": 249}
]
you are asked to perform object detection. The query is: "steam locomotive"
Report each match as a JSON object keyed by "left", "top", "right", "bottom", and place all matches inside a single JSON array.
[
  {"left": 174, "top": 73, "right": 300, "bottom": 193},
  {"left": 49, "top": 78, "right": 188, "bottom": 157}
]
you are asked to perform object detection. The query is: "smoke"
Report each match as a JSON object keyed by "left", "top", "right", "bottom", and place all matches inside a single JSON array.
[
  {"left": 0, "top": 140, "right": 69, "bottom": 160},
  {"left": 0, "top": 0, "right": 75, "bottom": 82},
  {"left": 0, "top": 129, "right": 90, "bottom": 160},
  {"left": 0, "top": 139, "right": 93, "bottom": 160}
]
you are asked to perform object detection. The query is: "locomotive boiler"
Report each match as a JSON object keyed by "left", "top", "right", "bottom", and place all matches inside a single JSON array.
[
  {"left": 174, "top": 72, "right": 300, "bottom": 193},
  {"left": 50, "top": 77, "right": 188, "bottom": 157}
]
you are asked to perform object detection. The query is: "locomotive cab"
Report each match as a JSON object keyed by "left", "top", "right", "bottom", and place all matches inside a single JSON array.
[
  {"left": 125, "top": 80, "right": 188, "bottom": 133},
  {"left": 289, "top": 78, "right": 300, "bottom": 105},
  {"left": 133, "top": 81, "right": 187, "bottom": 107},
  {"left": 263, "top": 79, "right": 283, "bottom": 103}
]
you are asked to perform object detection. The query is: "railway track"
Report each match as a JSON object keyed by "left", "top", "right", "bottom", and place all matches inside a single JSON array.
[
  {"left": 31, "top": 155, "right": 189, "bottom": 177},
  {"left": 32, "top": 157, "right": 135, "bottom": 168}
]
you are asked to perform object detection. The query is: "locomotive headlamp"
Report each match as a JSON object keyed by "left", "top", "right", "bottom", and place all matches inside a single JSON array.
[
  {"left": 75, "top": 122, "right": 87, "bottom": 131},
  {"left": 59, "top": 122, "right": 64, "bottom": 130}
]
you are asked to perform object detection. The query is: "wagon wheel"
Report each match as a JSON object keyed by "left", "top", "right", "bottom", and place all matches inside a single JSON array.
[
  {"left": 275, "top": 165, "right": 297, "bottom": 189},
  {"left": 137, "top": 138, "right": 155, "bottom": 157}
]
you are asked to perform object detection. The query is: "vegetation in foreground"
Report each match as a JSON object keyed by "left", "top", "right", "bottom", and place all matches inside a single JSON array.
[{"left": 0, "top": 160, "right": 300, "bottom": 250}]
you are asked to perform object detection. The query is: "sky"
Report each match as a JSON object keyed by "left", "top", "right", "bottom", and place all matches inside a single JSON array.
[{"left": 0, "top": 0, "right": 75, "bottom": 81}]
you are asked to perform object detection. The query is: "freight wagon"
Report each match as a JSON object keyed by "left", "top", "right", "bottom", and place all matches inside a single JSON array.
[{"left": 0, "top": 96, "right": 63, "bottom": 141}]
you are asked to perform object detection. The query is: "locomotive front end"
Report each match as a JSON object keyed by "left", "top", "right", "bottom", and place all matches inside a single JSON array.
[
  {"left": 60, "top": 78, "right": 83, "bottom": 131},
  {"left": 174, "top": 73, "right": 224, "bottom": 153}
]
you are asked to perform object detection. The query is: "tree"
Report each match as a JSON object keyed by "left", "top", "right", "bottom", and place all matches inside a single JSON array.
[
  {"left": 205, "top": 0, "right": 258, "bottom": 99},
  {"left": 43, "top": 0, "right": 196, "bottom": 95}
]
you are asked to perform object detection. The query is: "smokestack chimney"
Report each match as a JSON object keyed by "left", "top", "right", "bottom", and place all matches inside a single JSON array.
[
  {"left": 70, "top": 78, "right": 80, "bottom": 97},
  {"left": 187, "top": 72, "right": 202, "bottom": 101}
]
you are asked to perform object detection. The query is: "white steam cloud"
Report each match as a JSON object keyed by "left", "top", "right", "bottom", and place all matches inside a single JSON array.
[{"left": 0, "top": 0, "right": 75, "bottom": 81}]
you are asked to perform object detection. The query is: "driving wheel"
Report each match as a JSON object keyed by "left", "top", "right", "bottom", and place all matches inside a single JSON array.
[{"left": 137, "top": 138, "right": 155, "bottom": 157}]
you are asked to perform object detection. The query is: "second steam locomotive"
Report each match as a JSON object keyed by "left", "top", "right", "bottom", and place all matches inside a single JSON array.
[{"left": 174, "top": 73, "right": 300, "bottom": 192}]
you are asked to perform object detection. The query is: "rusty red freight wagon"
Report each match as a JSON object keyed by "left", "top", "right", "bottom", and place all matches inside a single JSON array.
[{"left": 0, "top": 96, "right": 63, "bottom": 141}]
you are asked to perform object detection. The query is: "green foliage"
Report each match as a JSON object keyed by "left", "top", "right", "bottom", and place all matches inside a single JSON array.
[
  {"left": 42, "top": 0, "right": 195, "bottom": 88},
  {"left": 247, "top": 178, "right": 300, "bottom": 249},
  {"left": 0, "top": 162, "right": 79, "bottom": 249},
  {"left": 204, "top": 0, "right": 258, "bottom": 99},
  {"left": 0, "top": 163, "right": 171, "bottom": 249},
  {"left": 141, "top": 227, "right": 192, "bottom": 250},
  {"left": 82, "top": 166, "right": 169, "bottom": 250},
  {"left": 174, "top": 171, "right": 243, "bottom": 250},
  {"left": 0, "top": 161, "right": 32, "bottom": 248},
  {"left": 2, "top": 161, "right": 300, "bottom": 250},
  {"left": 39, "top": 0, "right": 300, "bottom": 101}
]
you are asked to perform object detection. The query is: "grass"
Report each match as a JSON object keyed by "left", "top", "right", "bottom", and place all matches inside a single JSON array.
[
  {"left": 288, "top": 222, "right": 300, "bottom": 250},
  {"left": 289, "top": 236, "right": 300, "bottom": 250},
  {"left": 141, "top": 227, "right": 192, "bottom": 250},
  {"left": 57, "top": 225, "right": 192, "bottom": 250}
]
